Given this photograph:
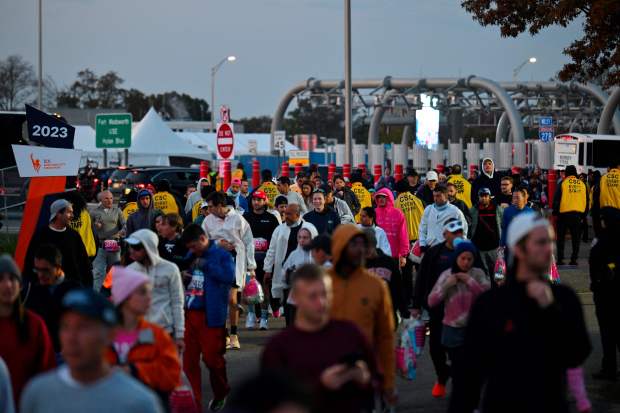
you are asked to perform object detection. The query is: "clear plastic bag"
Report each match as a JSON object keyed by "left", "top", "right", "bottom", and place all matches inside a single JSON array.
[
  {"left": 494, "top": 247, "right": 507, "bottom": 283},
  {"left": 242, "top": 276, "right": 264, "bottom": 305},
  {"left": 395, "top": 319, "right": 417, "bottom": 380}
]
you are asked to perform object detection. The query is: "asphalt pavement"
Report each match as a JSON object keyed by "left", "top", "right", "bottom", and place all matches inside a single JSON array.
[{"left": 201, "top": 241, "right": 620, "bottom": 413}]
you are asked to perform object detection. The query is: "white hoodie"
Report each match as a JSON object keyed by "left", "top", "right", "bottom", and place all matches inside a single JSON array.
[
  {"left": 418, "top": 202, "right": 469, "bottom": 248},
  {"left": 202, "top": 207, "right": 256, "bottom": 287},
  {"left": 280, "top": 226, "right": 319, "bottom": 291},
  {"left": 127, "top": 229, "right": 185, "bottom": 339}
]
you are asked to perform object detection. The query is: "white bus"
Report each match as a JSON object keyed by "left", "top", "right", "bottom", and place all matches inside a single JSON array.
[{"left": 553, "top": 133, "right": 620, "bottom": 173}]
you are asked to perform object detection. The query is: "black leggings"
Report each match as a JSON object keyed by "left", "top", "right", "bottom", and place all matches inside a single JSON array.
[
  {"left": 282, "top": 288, "right": 296, "bottom": 327},
  {"left": 556, "top": 212, "right": 582, "bottom": 262}
]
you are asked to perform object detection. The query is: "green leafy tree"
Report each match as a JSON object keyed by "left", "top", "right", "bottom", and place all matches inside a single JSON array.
[
  {"left": 239, "top": 116, "right": 272, "bottom": 133},
  {"left": 461, "top": 0, "right": 620, "bottom": 86}
]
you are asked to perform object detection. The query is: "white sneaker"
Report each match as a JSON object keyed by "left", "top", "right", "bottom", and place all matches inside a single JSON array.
[
  {"left": 259, "top": 317, "right": 268, "bottom": 330},
  {"left": 229, "top": 334, "right": 240, "bottom": 350},
  {"left": 245, "top": 312, "right": 257, "bottom": 329}
]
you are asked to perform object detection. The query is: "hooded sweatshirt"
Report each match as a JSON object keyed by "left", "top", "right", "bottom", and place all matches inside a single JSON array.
[
  {"left": 374, "top": 188, "right": 410, "bottom": 258},
  {"left": 184, "top": 178, "right": 208, "bottom": 214},
  {"left": 127, "top": 229, "right": 185, "bottom": 339},
  {"left": 126, "top": 192, "right": 161, "bottom": 237},
  {"left": 471, "top": 158, "right": 502, "bottom": 205},
  {"left": 418, "top": 201, "right": 469, "bottom": 248},
  {"left": 281, "top": 226, "right": 319, "bottom": 289},
  {"left": 327, "top": 224, "right": 396, "bottom": 392},
  {"left": 264, "top": 219, "right": 318, "bottom": 299}
]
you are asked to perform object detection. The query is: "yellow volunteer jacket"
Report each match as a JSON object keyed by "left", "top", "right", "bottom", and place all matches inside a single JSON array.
[
  {"left": 122, "top": 202, "right": 138, "bottom": 220},
  {"left": 153, "top": 191, "right": 181, "bottom": 218},
  {"left": 191, "top": 199, "right": 203, "bottom": 221},
  {"left": 559, "top": 177, "right": 587, "bottom": 213},
  {"left": 600, "top": 168, "right": 620, "bottom": 210},
  {"left": 447, "top": 174, "right": 472, "bottom": 208},
  {"left": 395, "top": 192, "right": 425, "bottom": 241},
  {"left": 68, "top": 209, "right": 97, "bottom": 257},
  {"left": 258, "top": 181, "right": 279, "bottom": 207},
  {"left": 351, "top": 182, "right": 372, "bottom": 223}
]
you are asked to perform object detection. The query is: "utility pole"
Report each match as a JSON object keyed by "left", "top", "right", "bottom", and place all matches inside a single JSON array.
[
  {"left": 37, "top": 0, "right": 43, "bottom": 109},
  {"left": 344, "top": 0, "right": 353, "bottom": 165}
]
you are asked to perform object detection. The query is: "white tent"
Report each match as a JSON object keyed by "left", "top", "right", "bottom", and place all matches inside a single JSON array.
[
  {"left": 175, "top": 132, "right": 298, "bottom": 155},
  {"left": 73, "top": 125, "right": 123, "bottom": 166},
  {"left": 128, "top": 108, "right": 212, "bottom": 166}
]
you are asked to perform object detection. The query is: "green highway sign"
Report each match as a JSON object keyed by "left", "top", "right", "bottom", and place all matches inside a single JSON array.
[{"left": 96, "top": 113, "right": 132, "bottom": 148}]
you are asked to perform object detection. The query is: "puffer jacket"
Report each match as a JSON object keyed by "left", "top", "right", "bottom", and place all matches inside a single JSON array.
[
  {"left": 331, "top": 197, "right": 355, "bottom": 224},
  {"left": 327, "top": 224, "right": 395, "bottom": 392},
  {"left": 126, "top": 191, "right": 161, "bottom": 236},
  {"left": 105, "top": 318, "right": 181, "bottom": 393},
  {"left": 374, "top": 188, "right": 409, "bottom": 258},
  {"left": 127, "top": 229, "right": 185, "bottom": 339}
]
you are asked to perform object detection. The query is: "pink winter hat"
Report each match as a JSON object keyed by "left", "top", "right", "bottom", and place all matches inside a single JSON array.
[{"left": 111, "top": 266, "right": 150, "bottom": 306}]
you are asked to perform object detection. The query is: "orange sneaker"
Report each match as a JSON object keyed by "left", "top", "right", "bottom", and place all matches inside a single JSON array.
[{"left": 432, "top": 382, "right": 447, "bottom": 398}]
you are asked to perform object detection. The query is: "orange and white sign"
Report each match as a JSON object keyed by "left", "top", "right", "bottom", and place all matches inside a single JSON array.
[
  {"left": 288, "top": 150, "right": 310, "bottom": 166},
  {"left": 12, "top": 144, "right": 81, "bottom": 177}
]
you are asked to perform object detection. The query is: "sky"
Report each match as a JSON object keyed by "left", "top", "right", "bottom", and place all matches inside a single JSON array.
[{"left": 0, "top": 0, "right": 584, "bottom": 118}]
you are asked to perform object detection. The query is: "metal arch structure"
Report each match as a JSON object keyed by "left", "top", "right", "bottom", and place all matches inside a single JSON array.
[
  {"left": 271, "top": 77, "right": 524, "bottom": 148},
  {"left": 598, "top": 88, "right": 620, "bottom": 134}
]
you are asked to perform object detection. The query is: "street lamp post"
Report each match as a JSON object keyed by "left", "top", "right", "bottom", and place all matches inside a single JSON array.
[
  {"left": 513, "top": 56, "right": 537, "bottom": 80},
  {"left": 38, "top": 0, "right": 43, "bottom": 109},
  {"left": 344, "top": 0, "right": 353, "bottom": 165},
  {"left": 211, "top": 55, "right": 236, "bottom": 132}
]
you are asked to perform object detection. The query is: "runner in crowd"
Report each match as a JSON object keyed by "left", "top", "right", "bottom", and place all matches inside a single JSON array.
[
  {"left": 126, "top": 190, "right": 162, "bottom": 236},
  {"left": 374, "top": 188, "right": 409, "bottom": 268},
  {"left": 227, "top": 178, "right": 249, "bottom": 213},
  {"left": 469, "top": 187, "right": 503, "bottom": 279},
  {"left": 20, "top": 289, "right": 163, "bottom": 413},
  {"left": 244, "top": 190, "right": 281, "bottom": 330},
  {"left": 90, "top": 190, "right": 125, "bottom": 292},
  {"left": 303, "top": 188, "right": 341, "bottom": 235},
  {"left": 180, "top": 224, "right": 235, "bottom": 411},
  {"left": 553, "top": 165, "right": 588, "bottom": 266},
  {"left": 25, "top": 199, "right": 92, "bottom": 287},
  {"left": 446, "top": 182, "right": 472, "bottom": 230},
  {"left": 358, "top": 206, "right": 392, "bottom": 256},
  {"left": 277, "top": 176, "right": 308, "bottom": 214},
  {"left": 274, "top": 194, "right": 288, "bottom": 222},
  {"left": 0, "top": 255, "right": 55, "bottom": 404},
  {"left": 416, "top": 171, "right": 439, "bottom": 206},
  {"left": 300, "top": 180, "right": 314, "bottom": 211},
  {"left": 446, "top": 164, "right": 472, "bottom": 209},
  {"left": 23, "top": 245, "right": 80, "bottom": 353},
  {"left": 289, "top": 172, "right": 305, "bottom": 194},
  {"left": 261, "top": 264, "right": 378, "bottom": 413},
  {"left": 156, "top": 213, "right": 189, "bottom": 272},
  {"left": 240, "top": 178, "right": 250, "bottom": 200},
  {"left": 307, "top": 234, "right": 332, "bottom": 267},
  {"left": 202, "top": 191, "right": 256, "bottom": 350},
  {"left": 418, "top": 185, "right": 468, "bottom": 251},
  {"left": 471, "top": 158, "right": 501, "bottom": 203},
  {"left": 126, "top": 229, "right": 185, "bottom": 354},
  {"left": 327, "top": 224, "right": 396, "bottom": 407},
  {"left": 324, "top": 184, "right": 355, "bottom": 224},
  {"left": 592, "top": 161, "right": 620, "bottom": 231},
  {"left": 333, "top": 174, "right": 361, "bottom": 216},
  {"left": 428, "top": 240, "right": 490, "bottom": 411},
  {"left": 413, "top": 218, "right": 466, "bottom": 399},
  {"left": 496, "top": 176, "right": 514, "bottom": 208},
  {"left": 281, "top": 225, "right": 318, "bottom": 326},
  {"left": 464, "top": 213, "right": 591, "bottom": 413},
  {"left": 500, "top": 188, "right": 533, "bottom": 247},
  {"left": 405, "top": 168, "right": 421, "bottom": 194},
  {"left": 154, "top": 179, "right": 182, "bottom": 217}
]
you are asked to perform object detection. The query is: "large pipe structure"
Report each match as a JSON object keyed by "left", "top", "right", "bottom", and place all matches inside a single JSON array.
[{"left": 598, "top": 88, "right": 620, "bottom": 135}]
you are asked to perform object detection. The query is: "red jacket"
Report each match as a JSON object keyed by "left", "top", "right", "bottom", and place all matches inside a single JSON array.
[
  {"left": 105, "top": 318, "right": 181, "bottom": 393},
  {"left": 374, "top": 188, "right": 410, "bottom": 258}
]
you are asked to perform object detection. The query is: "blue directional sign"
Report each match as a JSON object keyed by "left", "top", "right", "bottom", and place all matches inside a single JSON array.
[{"left": 539, "top": 116, "right": 554, "bottom": 142}]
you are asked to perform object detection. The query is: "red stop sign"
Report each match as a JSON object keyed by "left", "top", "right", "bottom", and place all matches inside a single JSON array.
[{"left": 216, "top": 123, "right": 234, "bottom": 159}]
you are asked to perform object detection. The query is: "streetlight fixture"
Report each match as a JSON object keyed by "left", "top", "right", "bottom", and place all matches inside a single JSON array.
[
  {"left": 211, "top": 55, "right": 236, "bottom": 131},
  {"left": 513, "top": 56, "right": 537, "bottom": 80}
]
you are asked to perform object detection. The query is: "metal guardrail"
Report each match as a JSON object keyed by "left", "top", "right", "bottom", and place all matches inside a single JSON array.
[{"left": 0, "top": 166, "right": 27, "bottom": 234}]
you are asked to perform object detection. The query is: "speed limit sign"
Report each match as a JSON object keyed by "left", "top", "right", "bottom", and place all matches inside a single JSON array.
[{"left": 274, "top": 130, "right": 286, "bottom": 151}]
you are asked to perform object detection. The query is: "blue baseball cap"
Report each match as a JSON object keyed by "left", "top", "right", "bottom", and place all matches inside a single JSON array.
[{"left": 478, "top": 187, "right": 492, "bottom": 196}]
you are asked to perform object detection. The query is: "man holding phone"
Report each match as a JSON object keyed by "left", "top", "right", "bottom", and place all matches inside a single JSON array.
[{"left": 261, "top": 264, "right": 379, "bottom": 413}]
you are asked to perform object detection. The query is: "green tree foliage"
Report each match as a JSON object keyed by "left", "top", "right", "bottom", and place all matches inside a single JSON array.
[
  {"left": 461, "top": 0, "right": 620, "bottom": 86},
  {"left": 238, "top": 116, "right": 272, "bottom": 133}
]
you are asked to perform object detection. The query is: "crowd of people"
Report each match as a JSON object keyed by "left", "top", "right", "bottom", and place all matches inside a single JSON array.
[{"left": 0, "top": 157, "right": 619, "bottom": 413}]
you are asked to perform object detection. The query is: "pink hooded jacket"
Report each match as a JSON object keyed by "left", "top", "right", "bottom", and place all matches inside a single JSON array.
[{"left": 374, "top": 188, "right": 409, "bottom": 258}]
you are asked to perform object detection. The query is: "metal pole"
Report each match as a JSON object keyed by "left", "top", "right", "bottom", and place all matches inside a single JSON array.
[
  {"left": 37, "top": 0, "right": 43, "bottom": 109},
  {"left": 344, "top": 0, "right": 353, "bottom": 165},
  {"left": 211, "top": 68, "right": 216, "bottom": 132}
]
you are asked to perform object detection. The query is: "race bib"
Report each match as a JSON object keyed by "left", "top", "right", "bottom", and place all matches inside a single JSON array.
[{"left": 254, "top": 238, "right": 269, "bottom": 252}]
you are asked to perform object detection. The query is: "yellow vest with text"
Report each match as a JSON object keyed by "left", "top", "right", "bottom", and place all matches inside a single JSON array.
[
  {"left": 600, "top": 168, "right": 620, "bottom": 210},
  {"left": 68, "top": 209, "right": 97, "bottom": 257},
  {"left": 447, "top": 174, "right": 472, "bottom": 208},
  {"left": 559, "top": 177, "right": 587, "bottom": 213},
  {"left": 258, "top": 182, "right": 279, "bottom": 207},
  {"left": 122, "top": 202, "right": 138, "bottom": 220},
  {"left": 153, "top": 191, "right": 181, "bottom": 219},
  {"left": 351, "top": 182, "right": 372, "bottom": 223},
  {"left": 395, "top": 192, "right": 425, "bottom": 241}
]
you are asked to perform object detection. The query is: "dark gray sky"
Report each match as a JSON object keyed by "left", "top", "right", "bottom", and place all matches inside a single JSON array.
[{"left": 1, "top": 0, "right": 583, "bottom": 118}]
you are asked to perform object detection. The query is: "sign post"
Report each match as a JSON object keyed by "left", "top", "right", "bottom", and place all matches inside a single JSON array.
[
  {"left": 539, "top": 116, "right": 554, "bottom": 142},
  {"left": 216, "top": 122, "right": 235, "bottom": 160},
  {"left": 96, "top": 113, "right": 132, "bottom": 166},
  {"left": 274, "top": 130, "right": 286, "bottom": 157}
]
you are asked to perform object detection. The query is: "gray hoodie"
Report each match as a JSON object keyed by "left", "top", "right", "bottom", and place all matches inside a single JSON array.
[
  {"left": 126, "top": 192, "right": 161, "bottom": 236},
  {"left": 127, "top": 229, "right": 185, "bottom": 339}
]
